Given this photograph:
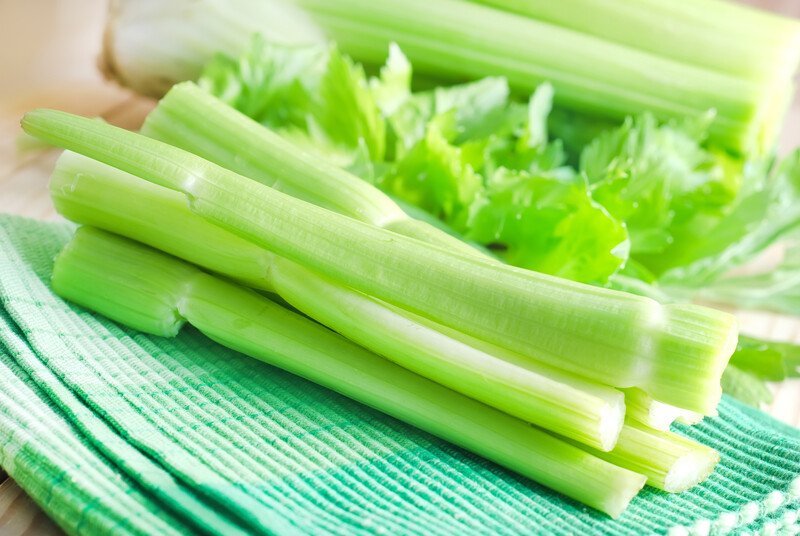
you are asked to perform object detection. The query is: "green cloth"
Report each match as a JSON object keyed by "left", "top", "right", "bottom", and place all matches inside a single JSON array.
[{"left": 0, "top": 214, "right": 798, "bottom": 535}]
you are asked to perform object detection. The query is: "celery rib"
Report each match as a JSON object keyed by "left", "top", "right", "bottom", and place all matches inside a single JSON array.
[
  {"left": 23, "top": 109, "right": 738, "bottom": 413},
  {"left": 293, "top": 0, "right": 773, "bottom": 152},
  {"left": 301, "top": 12, "right": 764, "bottom": 154},
  {"left": 52, "top": 226, "right": 647, "bottom": 517},
  {"left": 576, "top": 420, "right": 719, "bottom": 493},
  {"left": 50, "top": 151, "right": 625, "bottom": 451},
  {"left": 103, "top": 0, "right": 326, "bottom": 97},
  {"left": 50, "top": 152, "right": 276, "bottom": 292},
  {"left": 142, "top": 82, "right": 483, "bottom": 258},
  {"left": 470, "top": 0, "right": 800, "bottom": 82},
  {"left": 271, "top": 259, "right": 626, "bottom": 451}
]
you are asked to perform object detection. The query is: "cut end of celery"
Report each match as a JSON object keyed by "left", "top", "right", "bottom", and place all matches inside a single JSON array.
[
  {"left": 599, "top": 396, "right": 626, "bottom": 452},
  {"left": 622, "top": 388, "right": 706, "bottom": 432},
  {"left": 602, "top": 476, "right": 647, "bottom": 520},
  {"left": 650, "top": 304, "right": 739, "bottom": 414},
  {"left": 52, "top": 227, "right": 194, "bottom": 337},
  {"left": 647, "top": 400, "right": 686, "bottom": 432},
  {"left": 585, "top": 420, "right": 721, "bottom": 494},
  {"left": 650, "top": 401, "right": 705, "bottom": 431},
  {"left": 663, "top": 448, "right": 720, "bottom": 493},
  {"left": 675, "top": 412, "right": 705, "bottom": 426}
]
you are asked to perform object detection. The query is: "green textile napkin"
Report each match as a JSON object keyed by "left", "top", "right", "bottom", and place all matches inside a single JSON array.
[{"left": 0, "top": 214, "right": 799, "bottom": 536}]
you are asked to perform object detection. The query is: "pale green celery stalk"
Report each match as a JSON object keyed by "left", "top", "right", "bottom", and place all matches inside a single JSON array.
[
  {"left": 574, "top": 420, "right": 719, "bottom": 493},
  {"left": 50, "top": 152, "right": 274, "bottom": 292},
  {"left": 271, "top": 261, "right": 626, "bottom": 450},
  {"left": 23, "top": 110, "right": 739, "bottom": 414},
  {"left": 292, "top": 0, "right": 776, "bottom": 152},
  {"left": 52, "top": 226, "right": 647, "bottom": 517},
  {"left": 141, "top": 82, "right": 481, "bottom": 258},
  {"left": 622, "top": 388, "right": 704, "bottom": 432},
  {"left": 469, "top": 0, "right": 800, "bottom": 82},
  {"left": 50, "top": 151, "right": 625, "bottom": 451}
]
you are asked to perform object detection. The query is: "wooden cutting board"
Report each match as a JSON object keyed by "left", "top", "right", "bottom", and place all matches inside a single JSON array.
[{"left": 1, "top": 0, "right": 799, "bottom": 534}]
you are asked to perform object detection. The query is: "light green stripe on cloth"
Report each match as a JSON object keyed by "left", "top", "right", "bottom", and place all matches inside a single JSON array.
[
  {"left": 0, "top": 307, "right": 255, "bottom": 536},
  {"left": 0, "top": 339, "right": 185, "bottom": 535},
  {"left": 0, "top": 213, "right": 798, "bottom": 535}
]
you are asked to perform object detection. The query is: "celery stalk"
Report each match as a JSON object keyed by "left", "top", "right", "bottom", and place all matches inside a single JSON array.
[
  {"left": 52, "top": 226, "right": 647, "bottom": 517},
  {"left": 465, "top": 0, "right": 800, "bottom": 153},
  {"left": 23, "top": 109, "right": 738, "bottom": 413},
  {"left": 622, "top": 388, "right": 704, "bottom": 432},
  {"left": 271, "top": 259, "right": 626, "bottom": 450},
  {"left": 50, "top": 151, "right": 625, "bottom": 451},
  {"left": 141, "top": 82, "right": 482, "bottom": 257},
  {"left": 470, "top": 0, "right": 800, "bottom": 82},
  {"left": 576, "top": 420, "right": 719, "bottom": 493},
  {"left": 292, "top": 0, "right": 778, "bottom": 152}
]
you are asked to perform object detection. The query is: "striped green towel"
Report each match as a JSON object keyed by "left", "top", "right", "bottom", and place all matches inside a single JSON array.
[{"left": 0, "top": 214, "right": 798, "bottom": 535}]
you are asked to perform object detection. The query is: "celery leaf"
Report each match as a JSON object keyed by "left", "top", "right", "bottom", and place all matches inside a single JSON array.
[
  {"left": 314, "top": 48, "right": 387, "bottom": 161},
  {"left": 380, "top": 119, "right": 482, "bottom": 221},
  {"left": 580, "top": 113, "right": 734, "bottom": 259},
  {"left": 659, "top": 150, "right": 800, "bottom": 292},
  {"left": 463, "top": 169, "right": 629, "bottom": 283},
  {"left": 198, "top": 36, "right": 325, "bottom": 129}
]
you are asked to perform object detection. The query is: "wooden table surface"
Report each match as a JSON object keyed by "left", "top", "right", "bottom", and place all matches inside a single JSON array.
[{"left": 1, "top": 0, "right": 799, "bottom": 534}]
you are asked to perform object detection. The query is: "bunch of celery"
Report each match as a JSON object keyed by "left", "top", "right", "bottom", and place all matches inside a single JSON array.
[
  {"left": 11, "top": 0, "right": 800, "bottom": 520},
  {"left": 52, "top": 225, "right": 719, "bottom": 518},
  {"left": 24, "top": 105, "right": 735, "bottom": 515},
  {"left": 102, "top": 0, "right": 800, "bottom": 153}
]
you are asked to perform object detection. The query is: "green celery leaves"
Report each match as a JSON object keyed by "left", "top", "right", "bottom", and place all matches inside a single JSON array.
[
  {"left": 199, "top": 36, "right": 325, "bottom": 129},
  {"left": 580, "top": 113, "right": 735, "bottom": 259},
  {"left": 197, "top": 37, "right": 800, "bottom": 293},
  {"left": 200, "top": 36, "right": 386, "bottom": 161},
  {"left": 463, "top": 169, "right": 629, "bottom": 283},
  {"left": 380, "top": 119, "right": 482, "bottom": 222}
]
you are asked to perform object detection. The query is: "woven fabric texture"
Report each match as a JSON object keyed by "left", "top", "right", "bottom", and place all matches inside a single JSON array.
[{"left": 0, "top": 214, "right": 798, "bottom": 535}]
